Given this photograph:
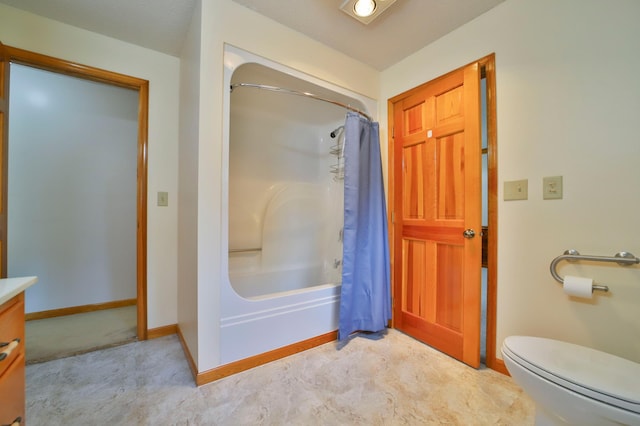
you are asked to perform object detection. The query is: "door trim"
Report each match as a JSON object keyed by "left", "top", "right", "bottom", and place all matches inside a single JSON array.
[
  {"left": 481, "top": 54, "right": 499, "bottom": 371},
  {"left": 387, "top": 54, "right": 498, "bottom": 369},
  {"left": 0, "top": 43, "right": 9, "bottom": 278},
  {"left": 5, "top": 46, "right": 149, "bottom": 340}
]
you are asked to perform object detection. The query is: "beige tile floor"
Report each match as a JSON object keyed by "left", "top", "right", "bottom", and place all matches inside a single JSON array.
[{"left": 26, "top": 329, "right": 534, "bottom": 425}]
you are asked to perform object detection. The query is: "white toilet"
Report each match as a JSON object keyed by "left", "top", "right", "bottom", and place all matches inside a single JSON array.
[{"left": 501, "top": 336, "right": 640, "bottom": 425}]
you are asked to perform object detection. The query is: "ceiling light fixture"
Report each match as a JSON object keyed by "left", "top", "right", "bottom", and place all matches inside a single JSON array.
[
  {"left": 340, "top": 0, "right": 398, "bottom": 25},
  {"left": 353, "top": 0, "right": 376, "bottom": 17}
]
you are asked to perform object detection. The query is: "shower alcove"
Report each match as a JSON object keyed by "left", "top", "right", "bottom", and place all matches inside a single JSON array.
[{"left": 221, "top": 45, "right": 376, "bottom": 364}]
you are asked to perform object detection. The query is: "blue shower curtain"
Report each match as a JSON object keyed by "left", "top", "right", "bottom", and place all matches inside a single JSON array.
[{"left": 338, "top": 112, "right": 391, "bottom": 341}]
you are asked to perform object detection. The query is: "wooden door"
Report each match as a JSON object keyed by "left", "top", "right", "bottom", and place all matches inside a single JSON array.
[
  {"left": 390, "top": 62, "right": 482, "bottom": 368},
  {"left": 0, "top": 43, "right": 8, "bottom": 278}
]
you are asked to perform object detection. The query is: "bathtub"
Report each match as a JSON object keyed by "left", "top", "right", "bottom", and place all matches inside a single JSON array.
[
  {"left": 230, "top": 265, "right": 334, "bottom": 299},
  {"left": 220, "top": 45, "right": 375, "bottom": 365}
]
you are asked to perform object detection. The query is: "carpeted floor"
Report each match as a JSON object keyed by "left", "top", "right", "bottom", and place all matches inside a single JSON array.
[
  {"left": 25, "top": 306, "right": 137, "bottom": 364},
  {"left": 26, "top": 329, "right": 535, "bottom": 425}
]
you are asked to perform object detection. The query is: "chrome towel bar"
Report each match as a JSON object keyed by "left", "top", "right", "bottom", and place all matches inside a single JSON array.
[{"left": 550, "top": 249, "right": 640, "bottom": 292}]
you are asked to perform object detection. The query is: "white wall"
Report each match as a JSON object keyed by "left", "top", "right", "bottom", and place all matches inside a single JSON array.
[
  {"left": 178, "top": 0, "right": 202, "bottom": 368},
  {"left": 0, "top": 4, "right": 180, "bottom": 329},
  {"left": 8, "top": 64, "right": 138, "bottom": 312},
  {"left": 178, "top": 0, "right": 380, "bottom": 371},
  {"left": 381, "top": 0, "right": 640, "bottom": 362}
]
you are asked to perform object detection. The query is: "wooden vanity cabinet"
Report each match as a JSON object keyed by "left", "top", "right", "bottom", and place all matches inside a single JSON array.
[{"left": 0, "top": 293, "right": 25, "bottom": 425}]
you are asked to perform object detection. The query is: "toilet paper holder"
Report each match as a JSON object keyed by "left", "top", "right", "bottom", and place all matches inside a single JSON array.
[{"left": 550, "top": 249, "right": 640, "bottom": 293}]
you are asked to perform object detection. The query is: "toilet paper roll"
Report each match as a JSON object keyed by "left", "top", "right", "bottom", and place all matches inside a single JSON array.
[{"left": 563, "top": 275, "right": 593, "bottom": 299}]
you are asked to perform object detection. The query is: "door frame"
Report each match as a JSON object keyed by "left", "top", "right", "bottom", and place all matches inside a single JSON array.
[
  {"left": 387, "top": 54, "right": 498, "bottom": 370},
  {"left": 4, "top": 46, "right": 149, "bottom": 340}
]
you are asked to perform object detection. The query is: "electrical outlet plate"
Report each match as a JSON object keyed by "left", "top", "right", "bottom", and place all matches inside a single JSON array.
[
  {"left": 504, "top": 179, "right": 528, "bottom": 201},
  {"left": 157, "top": 191, "right": 169, "bottom": 207},
  {"left": 543, "top": 176, "right": 563, "bottom": 200}
]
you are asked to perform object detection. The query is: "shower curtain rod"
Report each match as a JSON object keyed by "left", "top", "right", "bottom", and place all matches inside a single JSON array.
[{"left": 230, "top": 83, "right": 372, "bottom": 122}]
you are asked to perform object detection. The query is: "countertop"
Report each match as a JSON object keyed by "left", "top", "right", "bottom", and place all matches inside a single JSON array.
[{"left": 0, "top": 276, "right": 38, "bottom": 305}]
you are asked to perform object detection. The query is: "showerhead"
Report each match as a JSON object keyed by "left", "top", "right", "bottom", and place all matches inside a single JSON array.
[{"left": 330, "top": 125, "right": 344, "bottom": 138}]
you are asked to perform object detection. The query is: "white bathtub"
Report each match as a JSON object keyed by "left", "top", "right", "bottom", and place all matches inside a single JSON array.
[
  {"left": 230, "top": 265, "right": 335, "bottom": 299},
  {"left": 220, "top": 270, "right": 341, "bottom": 364},
  {"left": 220, "top": 45, "right": 374, "bottom": 366}
]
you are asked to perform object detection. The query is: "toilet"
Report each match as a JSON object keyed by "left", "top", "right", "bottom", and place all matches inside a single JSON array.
[{"left": 501, "top": 336, "right": 640, "bottom": 425}]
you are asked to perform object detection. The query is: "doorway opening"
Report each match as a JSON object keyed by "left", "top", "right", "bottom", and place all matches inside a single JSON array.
[
  {"left": 2, "top": 46, "right": 149, "bottom": 362},
  {"left": 480, "top": 67, "right": 489, "bottom": 365}
]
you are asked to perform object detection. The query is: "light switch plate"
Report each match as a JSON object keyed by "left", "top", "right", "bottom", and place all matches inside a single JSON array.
[
  {"left": 543, "top": 176, "right": 563, "bottom": 200},
  {"left": 157, "top": 191, "right": 169, "bottom": 207},
  {"left": 504, "top": 179, "right": 528, "bottom": 201}
]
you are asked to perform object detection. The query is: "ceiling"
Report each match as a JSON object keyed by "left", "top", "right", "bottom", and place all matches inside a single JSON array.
[
  {"left": 0, "top": 0, "right": 197, "bottom": 56},
  {"left": 0, "top": 0, "right": 506, "bottom": 70}
]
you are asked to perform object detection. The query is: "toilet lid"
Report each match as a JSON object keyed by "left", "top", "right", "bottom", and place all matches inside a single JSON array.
[{"left": 503, "top": 336, "right": 640, "bottom": 412}]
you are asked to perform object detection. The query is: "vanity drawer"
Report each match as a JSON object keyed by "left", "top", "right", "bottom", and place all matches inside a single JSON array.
[
  {"left": 0, "top": 353, "right": 25, "bottom": 426},
  {"left": 0, "top": 294, "right": 25, "bottom": 378}
]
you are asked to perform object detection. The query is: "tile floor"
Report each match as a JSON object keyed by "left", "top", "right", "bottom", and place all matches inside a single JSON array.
[{"left": 26, "top": 329, "right": 534, "bottom": 425}]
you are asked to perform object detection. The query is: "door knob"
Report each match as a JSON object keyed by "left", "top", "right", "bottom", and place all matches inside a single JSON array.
[{"left": 463, "top": 229, "right": 476, "bottom": 239}]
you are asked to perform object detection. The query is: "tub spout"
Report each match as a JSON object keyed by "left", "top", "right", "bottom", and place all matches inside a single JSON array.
[{"left": 334, "top": 259, "right": 342, "bottom": 268}]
